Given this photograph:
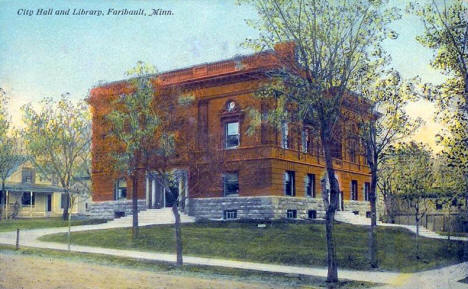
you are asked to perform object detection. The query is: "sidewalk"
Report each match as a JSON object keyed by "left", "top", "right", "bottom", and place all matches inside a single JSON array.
[{"left": 0, "top": 220, "right": 466, "bottom": 287}]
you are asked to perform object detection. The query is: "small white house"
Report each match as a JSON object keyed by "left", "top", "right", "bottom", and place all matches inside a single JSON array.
[{"left": 0, "top": 161, "right": 86, "bottom": 218}]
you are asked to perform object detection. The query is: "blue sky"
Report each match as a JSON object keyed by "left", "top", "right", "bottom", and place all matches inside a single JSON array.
[{"left": 0, "top": 0, "right": 445, "bottom": 149}]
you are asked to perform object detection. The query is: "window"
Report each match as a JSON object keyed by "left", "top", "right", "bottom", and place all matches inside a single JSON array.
[
  {"left": 308, "top": 210, "right": 317, "bottom": 219},
  {"left": 287, "top": 209, "right": 297, "bottom": 219},
  {"left": 301, "top": 128, "right": 309, "bottom": 153},
  {"left": 114, "top": 178, "right": 127, "bottom": 200},
  {"left": 284, "top": 171, "right": 295, "bottom": 196},
  {"left": 351, "top": 180, "right": 358, "bottom": 200},
  {"left": 22, "top": 168, "right": 34, "bottom": 184},
  {"left": 22, "top": 193, "right": 35, "bottom": 206},
  {"left": 330, "top": 137, "right": 342, "bottom": 159},
  {"left": 281, "top": 121, "right": 289, "bottom": 149},
  {"left": 224, "top": 210, "right": 238, "bottom": 219},
  {"left": 61, "top": 194, "right": 69, "bottom": 209},
  {"left": 349, "top": 139, "right": 357, "bottom": 163},
  {"left": 223, "top": 172, "right": 239, "bottom": 196},
  {"left": 366, "top": 211, "right": 371, "bottom": 218},
  {"left": 225, "top": 121, "right": 240, "bottom": 148},
  {"left": 364, "top": 182, "right": 370, "bottom": 201},
  {"left": 305, "top": 174, "right": 316, "bottom": 197}
]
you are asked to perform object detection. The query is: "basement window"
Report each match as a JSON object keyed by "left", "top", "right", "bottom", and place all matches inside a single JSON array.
[
  {"left": 224, "top": 210, "right": 238, "bottom": 220},
  {"left": 308, "top": 210, "right": 317, "bottom": 219},
  {"left": 286, "top": 209, "right": 297, "bottom": 219}
]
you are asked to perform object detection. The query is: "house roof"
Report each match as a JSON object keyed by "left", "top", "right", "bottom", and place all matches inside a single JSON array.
[{"left": 4, "top": 182, "right": 65, "bottom": 193}]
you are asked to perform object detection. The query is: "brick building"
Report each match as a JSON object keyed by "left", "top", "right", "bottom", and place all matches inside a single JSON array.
[{"left": 87, "top": 43, "right": 371, "bottom": 220}]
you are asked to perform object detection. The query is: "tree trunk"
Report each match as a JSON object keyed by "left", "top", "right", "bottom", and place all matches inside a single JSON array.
[
  {"left": 464, "top": 191, "right": 468, "bottom": 262},
  {"left": 62, "top": 194, "right": 69, "bottom": 221},
  {"left": 132, "top": 173, "right": 139, "bottom": 239},
  {"left": 172, "top": 202, "right": 183, "bottom": 266},
  {"left": 322, "top": 135, "right": 339, "bottom": 284},
  {"left": 415, "top": 209, "right": 420, "bottom": 259},
  {"left": 67, "top": 192, "right": 72, "bottom": 251},
  {"left": 1, "top": 180, "right": 5, "bottom": 221},
  {"left": 368, "top": 167, "right": 378, "bottom": 268}
]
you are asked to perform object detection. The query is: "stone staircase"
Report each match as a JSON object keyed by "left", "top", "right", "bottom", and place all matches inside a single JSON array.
[
  {"left": 334, "top": 211, "right": 371, "bottom": 225},
  {"left": 106, "top": 208, "right": 196, "bottom": 226}
]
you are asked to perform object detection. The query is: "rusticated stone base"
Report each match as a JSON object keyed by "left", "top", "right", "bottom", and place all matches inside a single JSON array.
[
  {"left": 188, "top": 196, "right": 370, "bottom": 220},
  {"left": 87, "top": 200, "right": 147, "bottom": 220}
]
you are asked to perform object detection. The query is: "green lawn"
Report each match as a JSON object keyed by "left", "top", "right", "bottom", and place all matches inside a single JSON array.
[
  {"left": 39, "top": 220, "right": 466, "bottom": 272},
  {"left": 0, "top": 217, "right": 106, "bottom": 232}
]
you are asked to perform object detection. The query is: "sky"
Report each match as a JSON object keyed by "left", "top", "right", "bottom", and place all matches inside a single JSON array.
[{"left": 0, "top": 0, "right": 447, "bottom": 151}]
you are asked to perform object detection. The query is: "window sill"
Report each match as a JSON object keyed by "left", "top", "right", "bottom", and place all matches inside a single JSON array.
[
  {"left": 224, "top": 193, "right": 239, "bottom": 197},
  {"left": 224, "top": 146, "right": 239, "bottom": 150}
]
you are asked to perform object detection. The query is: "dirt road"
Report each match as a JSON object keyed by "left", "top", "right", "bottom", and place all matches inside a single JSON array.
[{"left": 0, "top": 254, "right": 293, "bottom": 289}]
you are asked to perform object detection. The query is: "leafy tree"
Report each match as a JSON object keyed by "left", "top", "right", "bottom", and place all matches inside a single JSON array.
[
  {"left": 106, "top": 61, "right": 196, "bottom": 265},
  {"left": 239, "top": 0, "right": 399, "bottom": 282},
  {"left": 0, "top": 88, "right": 24, "bottom": 220},
  {"left": 105, "top": 61, "right": 159, "bottom": 239},
  {"left": 21, "top": 94, "right": 91, "bottom": 250},
  {"left": 357, "top": 70, "right": 422, "bottom": 267},
  {"left": 433, "top": 153, "right": 467, "bottom": 241},
  {"left": 388, "top": 142, "right": 435, "bottom": 259},
  {"left": 409, "top": 0, "right": 468, "bottom": 259}
]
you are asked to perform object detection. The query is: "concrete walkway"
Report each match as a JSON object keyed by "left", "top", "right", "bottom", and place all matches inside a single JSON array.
[
  {"left": 0, "top": 220, "right": 466, "bottom": 287},
  {"left": 370, "top": 262, "right": 468, "bottom": 289}
]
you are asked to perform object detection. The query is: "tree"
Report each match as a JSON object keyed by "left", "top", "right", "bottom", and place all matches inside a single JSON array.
[
  {"left": 409, "top": 0, "right": 468, "bottom": 259},
  {"left": 388, "top": 142, "right": 434, "bottom": 259},
  {"left": 377, "top": 160, "right": 400, "bottom": 223},
  {"left": 356, "top": 70, "right": 422, "bottom": 267},
  {"left": 106, "top": 61, "right": 198, "bottom": 265},
  {"left": 239, "top": 0, "right": 399, "bottom": 282},
  {"left": 21, "top": 94, "right": 91, "bottom": 250},
  {"left": 105, "top": 61, "right": 159, "bottom": 239},
  {"left": 433, "top": 153, "right": 467, "bottom": 242},
  {"left": 0, "top": 88, "right": 24, "bottom": 220}
]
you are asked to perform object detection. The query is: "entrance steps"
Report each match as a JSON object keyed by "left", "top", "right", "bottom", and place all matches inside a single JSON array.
[
  {"left": 334, "top": 211, "right": 371, "bottom": 225},
  {"left": 106, "top": 208, "right": 196, "bottom": 226}
]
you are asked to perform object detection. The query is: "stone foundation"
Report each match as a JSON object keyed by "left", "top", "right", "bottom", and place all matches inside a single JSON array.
[
  {"left": 188, "top": 196, "right": 370, "bottom": 220},
  {"left": 87, "top": 200, "right": 147, "bottom": 220}
]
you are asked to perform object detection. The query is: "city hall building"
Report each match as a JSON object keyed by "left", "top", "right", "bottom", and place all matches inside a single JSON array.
[{"left": 87, "top": 43, "right": 371, "bottom": 220}]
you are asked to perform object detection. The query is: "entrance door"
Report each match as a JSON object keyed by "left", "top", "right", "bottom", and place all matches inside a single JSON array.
[
  {"left": 47, "top": 194, "right": 52, "bottom": 212},
  {"left": 165, "top": 183, "right": 179, "bottom": 208},
  {"left": 339, "top": 191, "right": 344, "bottom": 211}
]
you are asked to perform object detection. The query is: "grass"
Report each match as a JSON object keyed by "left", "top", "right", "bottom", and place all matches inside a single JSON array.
[
  {"left": 0, "top": 244, "right": 376, "bottom": 289},
  {"left": 39, "top": 220, "right": 467, "bottom": 272},
  {"left": 0, "top": 217, "right": 106, "bottom": 232}
]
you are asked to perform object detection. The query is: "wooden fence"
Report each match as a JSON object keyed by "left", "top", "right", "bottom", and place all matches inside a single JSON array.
[{"left": 393, "top": 213, "right": 467, "bottom": 233}]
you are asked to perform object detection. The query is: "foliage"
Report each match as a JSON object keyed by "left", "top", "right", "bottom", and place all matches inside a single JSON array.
[
  {"left": 0, "top": 89, "right": 24, "bottom": 191},
  {"left": 21, "top": 94, "right": 91, "bottom": 250},
  {"left": 105, "top": 61, "right": 159, "bottom": 176},
  {"left": 21, "top": 94, "right": 91, "bottom": 201},
  {"left": 239, "top": 0, "right": 401, "bottom": 281},
  {"left": 359, "top": 70, "right": 423, "bottom": 170},
  {"left": 409, "top": 0, "right": 468, "bottom": 195}
]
